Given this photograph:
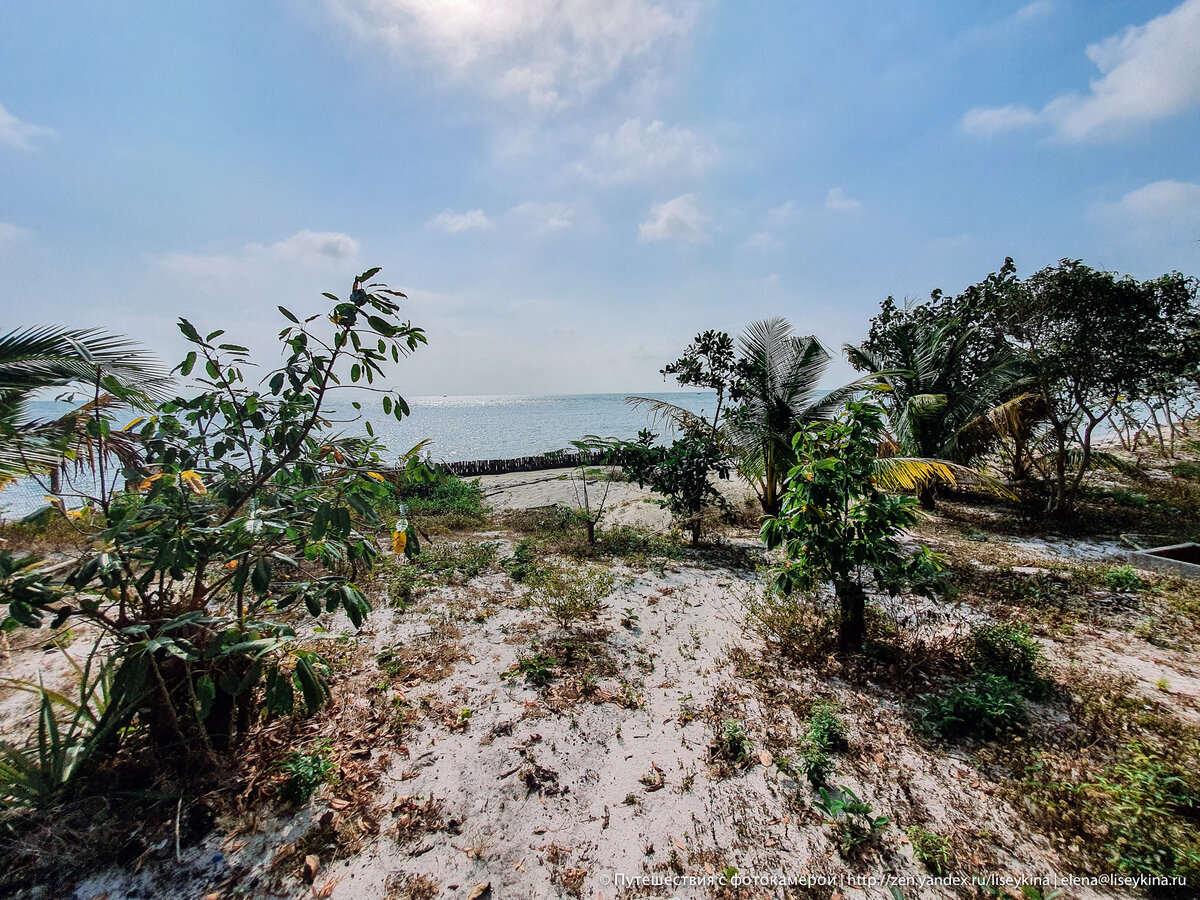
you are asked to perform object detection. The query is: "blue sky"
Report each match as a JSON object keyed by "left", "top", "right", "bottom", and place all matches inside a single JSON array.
[{"left": 2, "top": 0, "right": 1199, "bottom": 395}]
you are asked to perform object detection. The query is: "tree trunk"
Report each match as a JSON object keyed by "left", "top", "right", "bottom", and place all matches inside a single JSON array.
[
  {"left": 690, "top": 519, "right": 701, "bottom": 547},
  {"left": 835, "top": 581, "right": 867, "bottom": 653},
  {"left": 918, "top": 484, "right": 936, "bottom": 511},
  {"left": 584, "top": 518, "right": 596, "bottom": 545}
]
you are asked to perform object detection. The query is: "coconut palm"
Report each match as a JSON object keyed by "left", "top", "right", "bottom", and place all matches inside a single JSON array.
[
  {"left": 633, "top": 318, "right": 880, "bottom": 515},
  {"left": 0, "top": 326, "right": 171, "bottom": 485},
  {"left": 844, "top": 317, "right": 1028, "bottom": 507}
]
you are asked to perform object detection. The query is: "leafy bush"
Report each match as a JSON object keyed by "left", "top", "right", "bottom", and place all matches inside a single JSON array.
[
  {"left": 1104, "top": 564, "right": 1145, "bottom": 592},
  {"left": 907, "top": 826, "right": 952, "bottom": 875},
  {"left": 1091, "top": 742, "right": 1200, "bottom": 883},
  {"left": 712, "top": 720, "right": 753, "bottom": 767},
  {"left": 0, "top": 269, "right": 424, "bottom": 772},
  {"left": 968, "top": 622, "right": 1050, "bottom": 698},
  {"left": 761, "top": 401, "right": 949, "bottom": 652},
  {"left": 814, "top": 786, "right": 888, "bottom": 856},
  {"left": 503, "top": 653, "right": 557, "bottom": 688},
  {"left": 618, "top": 426, "right": 730, "bottom": 546},
  {"left": 386, "top": 473, "right": 488, "bottom": 531},
  {"left": 278, "top": 740, "right": 334, "bottom": 805},
  {"left": 502, "top": 540, "right": 548, "bottom": 584},
  {"left": 783, "top": 701, "right": 847, "bottom": 787},
  {"left": 418, "top": 541, "right": 498, "bottom": 581},
  {"left": 531, "top": 564, "right": 616, "bottom": 630},
  {"left": 920, "top": 674, "right": 1029, "bottom": 739}
]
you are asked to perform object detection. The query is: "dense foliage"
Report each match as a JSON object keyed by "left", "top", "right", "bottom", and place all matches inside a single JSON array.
[
  {"left": 2, "top": 268, "right": 423, "bottom": 770},
  {"left": 618, "top": 426, "right": 729, "bottom": 545}
]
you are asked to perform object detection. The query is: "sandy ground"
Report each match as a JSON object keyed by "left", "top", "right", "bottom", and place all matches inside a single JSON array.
[
  {"left": 4, "top": 476, "right": 1199, "bottom": 900},
  {"left": 476, "top": 467, "right": 757, "bottom": 531}
]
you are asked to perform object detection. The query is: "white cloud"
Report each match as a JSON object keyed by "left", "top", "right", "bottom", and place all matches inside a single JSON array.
[
  {"left": 742, "top": 231, "right": 776, "bottom": 249},
  {"left": 160, "top": 230, "right": 360, "bottom": 279},
  {"left": 638, "top": 193, "right": 709, "bottom": 244},
  {"left": 825, "top": 187, "right": 862, "bottom": 212},
  {"left": 766, "top": 201, "right": 796, "bottom": 225},
  {"left": 1104, "top": 179, "right": 1200, "bottom": 226},
  {"left": 425, "top": 209, "right": 493, "bottom": 235},
  {"left": 1015, "top": 1, "right": 1054, "bottom": 22},
  {"left": 259, "top": 229, "right": 360, "bottom": 261},
  {"left": 961, "top": 104, "right": 1040, "bottom": 136},
  {"left": 507, "top": 201, "right": 575, "bottom": 235},
  {"left": 321, "top": 0, "right": 695, "bottom": 111},
  {"left": 0, "top": 101, "right": 54, "bottom": 151},
  {"left": 0, "top": 222, "right": 32, "bottom": 247},
  {"left": 962, "top": 0, "right": 1200, "bottom": 141},
  {"left": 579, "top": 117, "right": 717, "bottom": 183}
]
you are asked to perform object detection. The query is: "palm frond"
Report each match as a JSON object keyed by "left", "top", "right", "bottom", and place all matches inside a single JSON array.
[
  {"left": 872, "top": 456, "right": 1015, "bottom": 500},
  {"left": 624, "top": 395, "right": 710, "bottom": 435},
  {"left": 0, "top": 326, "right": 173, "bottom": 406}
]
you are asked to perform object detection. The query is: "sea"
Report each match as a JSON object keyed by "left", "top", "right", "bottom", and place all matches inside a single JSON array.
[{"left": 0, "top": 392, "right": 720, "bottom": 517}]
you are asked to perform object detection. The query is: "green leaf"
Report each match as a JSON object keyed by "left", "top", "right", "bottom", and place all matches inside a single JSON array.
[
  {"left": 294, "top": 656, "right": 328, "bottom": 715},
  {"left": 180, "top": 350, "right": 197, "bottom": 376},
  {"left": 195, "top": 674, "right": 215, "bottom": 721},
  {"left": 251, "top": 558, "right": 271, "bottom": 594},
  {"left": 278, "top": 305, "right": 300, "bottom": 323},
  {"left": 264, "top": 667, "right": 294, "bottom": 717}
]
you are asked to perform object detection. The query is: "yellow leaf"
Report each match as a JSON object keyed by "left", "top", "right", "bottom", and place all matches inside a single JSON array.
[
  {"left": 392, "top": 531, "right": 407, "bottom": 554},
  {"left": 136, "top": 473, "right": 164, "bottom": 491},
  {"left": 366, "top": 471, "right": 385, "bottom": 482},
  {"left": 180, "top": 470, "right": 208, "bottom": 496},
  {"left": 123, "top": 416, "right": 146, "bottom": 431}
]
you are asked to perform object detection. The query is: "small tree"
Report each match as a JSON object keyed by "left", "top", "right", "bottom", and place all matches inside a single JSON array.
[
  {"left": 1001, "top": 261, "right": 1199, "bottom": 515},
  {"left": 2, "top": 268, "right": 424, "bottom": 768},
  {"left": 761, "top": 402, "right": 947, "bottom": 653},
  {"left": 659, "top": 329, "right": 742, "bottom": 431},
  {"left": 619, "top": 426, "right": 729, "bottom": 546}
]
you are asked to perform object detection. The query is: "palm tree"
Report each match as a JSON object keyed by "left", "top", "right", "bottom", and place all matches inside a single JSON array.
[
  {"left": 632, "top": 318, "right": 873, "bottom": 516},
  {"left": 0, "top": 326, "right": 171, "bottom": 486},
  {"left": 844, "top": 318, "right": 1027, "bottom": 508},
  {"left": 726, "top": 318, "right": 863, "bottom": 514}
]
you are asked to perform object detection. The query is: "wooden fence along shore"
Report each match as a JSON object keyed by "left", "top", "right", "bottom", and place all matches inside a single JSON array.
[{"left": 425, "top": 451, "right": 605, "bottom": 478}]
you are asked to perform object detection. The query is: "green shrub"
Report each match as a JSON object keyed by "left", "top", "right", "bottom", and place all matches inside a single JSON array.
[
  {"left": 502, "top": 540, "right": 548, "bottom": 584},
  {"left": 532, "top": 564, "right": 616, "bottom": 630},
  {"left": 385, "top": 474, "right": 488, "bottom": 529},
  {"left": 1091, "top": 742, "right": 1200, "bottom": 882},
  {"left": 278, "top": 740, "right": 334, "bottom": 805},
  {"left": 907, "top": 826, "right": 952, "bottom": 875},
  {"left": 502, "top": 653, "right": 557, "bottom": 687},
  {"left": 785, "top": 701, "right": 847, "bottom": 787},
  {"left": 1104, "top": 564, "right": 1145, "bottom": 592},
  {"left": 814, "top": 786, "right": 888, "bottom": 856},
  {"left": 968, "top": 622, "right": 1050, "bottom": 698},
  {"left": 713, "top": 720, "right": 753, "bottom": 766},
  {"left": 920, "top": 674, "right": 1028, "bottom": 739},
  {"left": 419, "top": 541, "right": 498, "bottom": 581}
]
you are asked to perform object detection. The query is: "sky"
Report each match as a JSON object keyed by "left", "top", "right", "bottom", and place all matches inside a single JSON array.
[{"left": 2, "top": 0, "right": 1199, "bottom": 396}]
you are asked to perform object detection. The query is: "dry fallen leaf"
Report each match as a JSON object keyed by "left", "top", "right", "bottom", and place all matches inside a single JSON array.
[
  {"left": 759, "top": 750, "right": 773, "bottom": 767},
  {"left": 302, "top": 854, "right": 320, "bottom": 884},
  {"left": 467, "top": 882, "right": 491, "bottom": 899},
  {"left": 312, "top": 877, "right": 339, "bottom": 899},
  {"left": 672, "top": 838, "right": 686, "bottom": 852},
  {"left": 329, "top": 798, "right": 349, "bottom": 811}
]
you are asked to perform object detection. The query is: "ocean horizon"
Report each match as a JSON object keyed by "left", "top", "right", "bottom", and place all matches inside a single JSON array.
[{"left": 0, "top": 392, "right": 723, "bottom": 516}]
